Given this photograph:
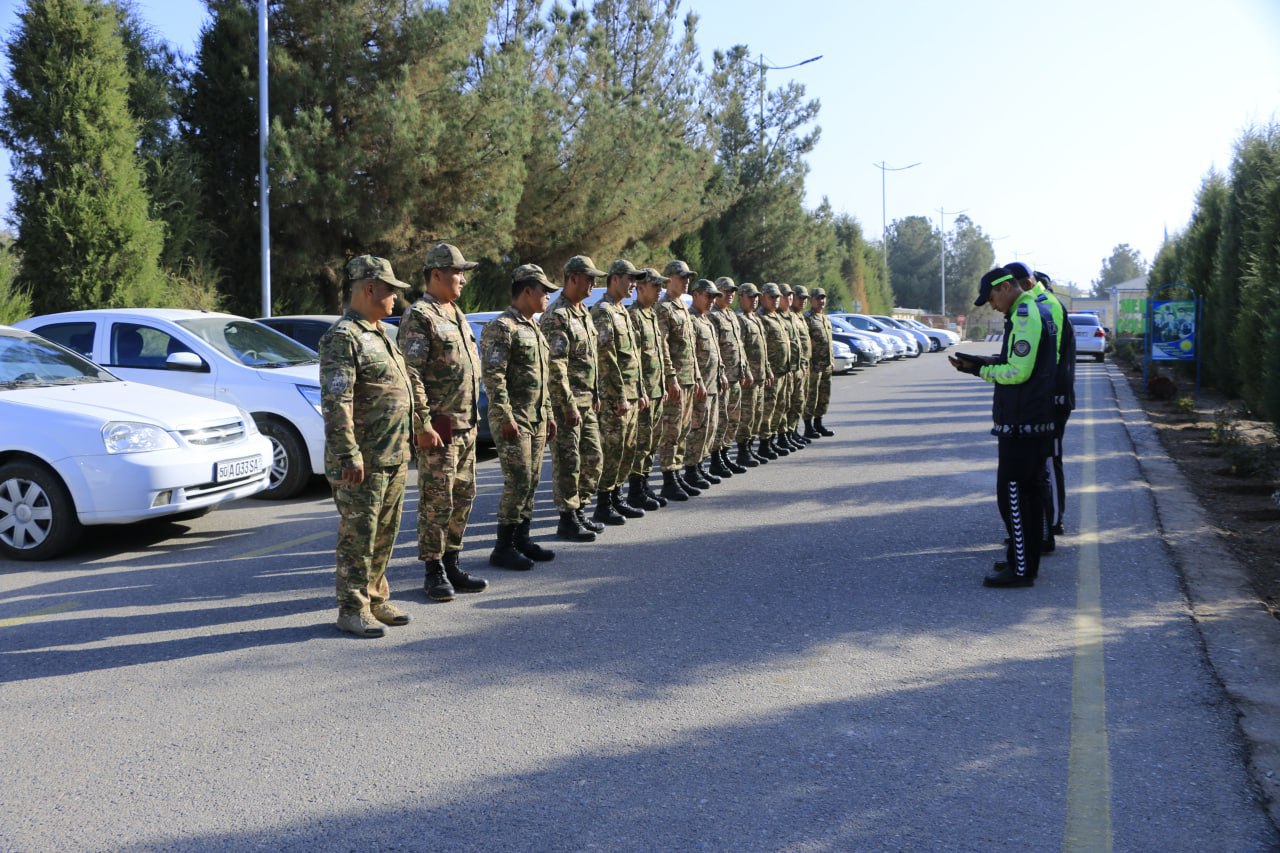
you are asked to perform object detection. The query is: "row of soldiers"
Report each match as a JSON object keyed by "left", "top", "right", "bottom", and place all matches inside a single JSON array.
[{"left": 318, "top": 245, "right": 837, "bottom": 638}]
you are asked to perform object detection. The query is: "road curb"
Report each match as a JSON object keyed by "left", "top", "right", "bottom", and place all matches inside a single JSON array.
[{"left": 1107, "top": 364, "right": 1280, "bottom": 830}]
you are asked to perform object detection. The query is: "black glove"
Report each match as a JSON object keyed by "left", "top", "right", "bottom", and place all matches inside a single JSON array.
[{"left": 950, "top": 354, "right": 982, "bottom": 376}]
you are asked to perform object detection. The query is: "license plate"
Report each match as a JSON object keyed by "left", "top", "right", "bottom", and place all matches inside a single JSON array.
[{"left": 215, "top": 455, "right": 264, "bottom": 482}]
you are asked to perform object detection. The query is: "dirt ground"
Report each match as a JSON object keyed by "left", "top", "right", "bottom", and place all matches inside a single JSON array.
[{"left": 1118, "top": 361, "right": 1280, "bottom": 616}]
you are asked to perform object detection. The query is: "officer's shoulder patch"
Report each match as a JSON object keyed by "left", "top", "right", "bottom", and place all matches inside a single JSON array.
[
  {"left": 1013, "top": 339, "right": 1031, "bottom": 357},
  {"left": 1016, "top": 303, "right": 1029, "bottom": 317}
]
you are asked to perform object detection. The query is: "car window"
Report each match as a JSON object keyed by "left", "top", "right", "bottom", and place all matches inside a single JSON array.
[
  {"left": 30, "top": 321, "right": 96, "bottom": 358},
  {"left": 111, "top": 322, "right": 194, "bottom": 369},
  {"left": 176, "top": 318, "right": 318, "bottom": 367},
  {"left": 1069, "top": 315, "right": 1100, "bottom": 327},
  {"left": 0, "top": 330, "right": 115, "bottom": 387}
]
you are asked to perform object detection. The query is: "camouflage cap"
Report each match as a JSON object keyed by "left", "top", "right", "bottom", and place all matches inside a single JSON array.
[
  {"left": 792, "top": 285, "right": 809, "bottom": 298},
  {"left": 737, "top": 282, "right": 761, "bottom": 297},
  {"left": 564, "top": 255, "right": 606, "bottom": 277},
  {"left": 663, "top": 259, "right": 697, "bottom": 278},
  {"left": 760, "top": 282, "right": 782, "bottom": 297},
  {"left": 608, "top": 259, "right": 643, "bottom": 278},
  {"left": 810, "top": 287, "right": 827, "bottom": 298},
  {"left": 689, "top": 278, "right": 721, "bottom": 296},
  {"left": 715, "top": 276, "right": 738, "bottom": 292},
  {"left": 422, "top": 242, "right": 478, "bottom": 271},
  {"left": 345, "top": 255, "right": 410, "bottom": 290},
  {"left": 639, "top": 267, "right": 668, "bottom": 285},
  {"left": 512, "top": 263, "right": 562, "bottom": 291},
  {"left": 777, "top": 282, "right": 793, "bottom": 295}
]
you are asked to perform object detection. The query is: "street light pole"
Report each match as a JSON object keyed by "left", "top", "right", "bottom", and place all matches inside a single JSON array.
[
  {"left": 873, "top": 161, "right": 921, "bottom": 292},
  {"left": 936, "top": 206, "right": 966, "bottom": 316},
  {"left": 258, "top": 0, "right": 271, "bottom": 318},
  {"left": 752, "top": 53, "right": 823, "bottom": 136}
]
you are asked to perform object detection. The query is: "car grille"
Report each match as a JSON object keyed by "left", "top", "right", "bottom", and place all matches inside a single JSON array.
[
  {"left": 184, "top": 471, "right": 263, "bottom": 500},
  {"left": 180, "top": 419, "right": 246, "bottom": 447}
]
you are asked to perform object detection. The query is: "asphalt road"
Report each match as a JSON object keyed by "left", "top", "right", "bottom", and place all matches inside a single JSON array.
[{"left": 1, "top": 353, "right": 1275, "bottom": 851}]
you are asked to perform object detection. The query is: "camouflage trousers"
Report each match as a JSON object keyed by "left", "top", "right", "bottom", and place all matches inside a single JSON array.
[
  {"left": 686, "top": 390, "right": 720, "bottom": 463},
  {"left": 657, "top": 384, "right": 695, "bottom": 471},
  {"left": 414, "top": 427, "right": 476, "bottom": 560},
  {"left": 806, "top": 367, "right": 832, "bottom": 418},
  {"left": 737, "top": 382, "right": 762, "bottom": 442},
  {"left": 550, "top": 403, "right": 602, "bottom": 511},
  {"left": 788, "top": 367, "right": 809, "bottom": 426},
  {"left": 758, "top": 378, "right": 780, "bottom": 437},
  {"left": 331, "top": 462, "right": 406, "bottom": 614},
  {"left": 715, "top": 382, "right": 742, "bottom": 449},
  {"left": 493, "top": 419, "right": 549, "bottom": 525},
  {"left": 599, "top": 397, "right": 640, "bottom": 492},
  {"left": 770, "top": 373, "right": 793, "bottom": 433},
  {"left": 631, "top": 399, "right": 663, "bottom": 478}
]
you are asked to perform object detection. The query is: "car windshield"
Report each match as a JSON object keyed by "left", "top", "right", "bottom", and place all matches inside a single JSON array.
[
  {"left": 0, "top": 330, "right": 116, "bottom": 389},
  {"left": 177, "top": 318, "right": 319, "bottom": 367},
  {"left": 829, "top": 316, "right": 861, "bottom": 333},
  {"left": 1069, "top": 315, "right": 1100, "bottom": 326}
]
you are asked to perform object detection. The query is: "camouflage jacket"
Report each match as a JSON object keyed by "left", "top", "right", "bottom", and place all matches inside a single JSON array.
[
  {"left": 757, "top": 308, "right": 792, "bottom": 376},
  {"left": 592, "top": 297, "right": 643, "bottom": 402},
  {"left": 691, "top": 311, "right": 725, "bottom": 393},
  {"left": 481, "top": 307, "right": 553, "bottom": 430},
  {"left": 805, "top": 310, "right": 834, "bottom": 370},
  {"left": 655, "top": 294, "right": 702, "bottom": 387},
  {"left": 539, "top": 295, "right": 598, "bottom": 410},
  {"left": 737, "top": 310, "right": 772, "bottom": 383},
  {"left": 318, "top": 310, "right": 427, "bottom": 477},
  {"left": 629, "top": 303, "right": 673, "bottom": 399},
  {"left": 398, "top": 294, "right": 481, "bottom": 430},
  {"left": 785, "top": 309, "right": 810, "bottom": 372},
  {"left": 709, "top": 305, "right": 749, "bottom": 384}
]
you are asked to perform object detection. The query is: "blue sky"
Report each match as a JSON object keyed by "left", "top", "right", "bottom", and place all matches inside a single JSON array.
[{"left": 2, "top": 0, "right": 1278, "bottom": 300}]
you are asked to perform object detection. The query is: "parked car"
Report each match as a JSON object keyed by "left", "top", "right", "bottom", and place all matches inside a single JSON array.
[
  {"left": 902, "top": 318, "right": 959, "bottom": 350},
  {"left": 829, "top": 315, "right": 901, "bottom": 359},
  {"left": 257, "top": 314, "right": 399, "bottom": 351},
  {"left": 1069, "top": 313, "right": 1107, "bottom": 361},
  {"left": 0, "top": 325, "right": 272, "bottom": 560},
  {"left": 849, "top": 314, "right": 919, "bottom": 357},
  {"left": 874, "top": 316, "right": 933, "bottom": 353},
  {"left": 831, "top": 340, "right": 856, "bottom": 374},
  {"left": 14, "top": 309, "right": 324, "bottom": 499},
  {"left": 838, "top": 330, "right": 883, "bottom": 365}
]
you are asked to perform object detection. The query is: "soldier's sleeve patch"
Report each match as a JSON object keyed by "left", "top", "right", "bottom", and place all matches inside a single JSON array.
[
  {"left": 401, "top": 333, "right": 426, "bottom": 358},
  {"left": 598, "top": 323, "right": 612, "bottom": 345},
  {"left": 327, "top": 372, "right": 350, "bottom": 394},
  {"left": 1016, "top": 303, "right": 1029, "bottom": 317},
  {"left": 548, "top": 330, "right": 569, "bottom": 356},
  {"left": 487, "top": 343, "right": 508, "bottom": 367},
  {"left": 1012, "top": 339, "right": 1031, "bottom": 357}
]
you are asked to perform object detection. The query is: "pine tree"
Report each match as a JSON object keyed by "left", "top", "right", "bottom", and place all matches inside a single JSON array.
[{"left": 1, "top": 0, "right": 166, "bottom": 314}]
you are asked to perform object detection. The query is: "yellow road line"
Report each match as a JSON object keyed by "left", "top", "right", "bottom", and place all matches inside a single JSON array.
[
  {"left": 1064, "top": 371, "right": 1113, "bottom": 851},
  {"left": 234, "top": 531, "right": 332, "bottom": 560},
  {"left": 0, "top": 600, "right": 80, "bottom": 629}
]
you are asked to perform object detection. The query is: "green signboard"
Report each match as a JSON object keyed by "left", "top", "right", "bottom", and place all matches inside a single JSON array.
[{"left": 1116, "top": 296, "right": 1147, "bottom": 335}]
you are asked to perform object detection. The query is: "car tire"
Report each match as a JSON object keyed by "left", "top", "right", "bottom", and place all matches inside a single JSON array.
[
  {"left": 252, "top": 416, "right": 311, "bottom": 500},
  {"left": 0, "top": 461, "right": 82, "bottom": 561}
]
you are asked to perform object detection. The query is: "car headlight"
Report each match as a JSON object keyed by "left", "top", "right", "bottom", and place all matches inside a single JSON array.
[
  {"left": 237, "top": 406, "right": 260, "bottom": 435},
  {"left": 102, "top": 421, "right": 179, "bottom": 454},
  {"left": 297, "top": 384, "right": 323, "bottom": 415}
]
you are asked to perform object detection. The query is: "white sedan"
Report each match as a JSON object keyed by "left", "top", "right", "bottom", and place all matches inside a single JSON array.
[
  {"left": 0, "top": 326, "right": 272, "bottom": 560},
  {"left": 1068, "top": 313, "right": 1107, "bottom": 361}
]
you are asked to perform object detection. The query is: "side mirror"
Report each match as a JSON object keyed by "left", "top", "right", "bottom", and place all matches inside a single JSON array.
[{"left": 166, "top": 352, "right": 208, "bottom": 372}]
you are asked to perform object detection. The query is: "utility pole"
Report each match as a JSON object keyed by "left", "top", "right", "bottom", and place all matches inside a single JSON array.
[
  {"left": 258, "top": 0, "right": 271, "bottom": 317},
  {"left": 873, "top": 161, "right": 921, "bottom": 292}
]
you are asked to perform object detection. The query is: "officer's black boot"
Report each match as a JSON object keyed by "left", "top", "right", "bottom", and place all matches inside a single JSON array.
[
  {"left": 723, "top": 446, "right": 748, "bottom": 474},
  {"left": 557, "top": 509, "right": 597, "bottom": 542},
  {"left": 698, "top": 458, "right": 722, "bottom": 484},
  {"left": 489, "top": 524, "right": 534, "bottom": 570},
  {"left": 575, "top": 505, "right": 605, "bottom": 533},
  {"left": 675, "top": 468, "right": 702, "bottom": 496},
  {"left": 627, "top": 475, "right": 661, "bottom": 511},
  {"left": 611, "top": 487, "right": 645, "bottom": 519},
  {"left": 804, "top": 417, "right": 822, "bottom": 439},
  {"left": 771, "top": 434, "right": 791, "bottom": 456},
  {"left": 684, "top": 463, "right": 711, "bottom": 489},
  {"left": 424, "top": 558, "right": 456, "bottom": 601},
  {"left": 736, "top": 441, "right": 760, "bottom": 468},
  {"left": 709, "top": 449, "right": 733, "bottom": 479},
  {"left": 814, "top": 416, "right": 834, "bottom": 437},
  {"left": 643, "top": 473, "right": 668, "bottom": 507},
  {"left": 660, "top": 469, "right": 690, "bottom": 501},
  {"left": 515, "top": 518, "right": 556, "bottom": 561},
  {"left": 756, "top": 436, "right": 777, "bottom": 461},
  {"left": 443, "top": 550, "right": 488, "bottom": 593},
  {"left": 593, "top": 491, "right": 626, "bottom": 525}
]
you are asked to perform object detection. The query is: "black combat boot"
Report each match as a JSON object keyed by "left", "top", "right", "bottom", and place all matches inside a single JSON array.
[
  {"left": 697, "top": 459, "right": 721, "bottom": 485},
  {"left": 443, "top": 550, "right": 488, "bottom": 593},
  {"left": 660, "top": 469, "right": 690, "bottom": 502},
  {"left": 804, "top": 417, "right": 822, "bottom": 439},
  {"left": 643, "top": 474, "right": 668, "bottom": 507},
  {"left": 675, "top": 468, "right": 701, "bottom": 496},
  {"left": 814, "top": 416, "right": 834, "bottom": 437},
  {"left": 708, "top": 449, "right": 733, "bottom": 479},
  {"left": 489, "top": 524, "right": 534, "bottom": 570},
  {"left": 515, "top": 518, "right": 556, "bottom": 561},
  {"left": 626, "top": 474, "right": 661, "bottom": 511},
  {"left": 424, "top": 558, "right": 456, "bottom": 601},
  {"left": 756, "top": 436, "right": 777, "bottom": 460},
  {"left": 611, "top": 487, "right": 645, "bottom": 519},
  {"left": 771, "top": 434, "right": 791, "bottom": 456},
  {"left": 722, "top": 446, "right": 748, "bottom": 474},
  {"left": 576, "top": 505, "right": 605, "bottom": 533},
  {"left": 736, "top": 441, "right": 760, "bottom": 468},
  {"left": 684, "top": 463, "right": 711, "bottom": 489},
  {"left": 592, "top": 491, "right": 626, "bottom": 526},
  {"left": 795, "top": 426, "right": 812, "bottom": 445},
  {"left": 557, "top": 509, "right": 597, "bottom": 542}
]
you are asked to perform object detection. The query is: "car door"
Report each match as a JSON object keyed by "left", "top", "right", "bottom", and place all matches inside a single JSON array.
[{"left": 105, "top": 320, "right": 220, "bottom": 399}]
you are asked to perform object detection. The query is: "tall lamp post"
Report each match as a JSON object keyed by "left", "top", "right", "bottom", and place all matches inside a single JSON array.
[
  {"left": 258, "top": 0, "right": 271, "bottom": 317},
  {"left": 936, "top": 206, "right": 966, "bottom": 316},
  {"left": 751, "top": 54, "right": 823, "bottom": 133},
  {"left": 873, "top": 161, "right": 921, "bottom": 290}
]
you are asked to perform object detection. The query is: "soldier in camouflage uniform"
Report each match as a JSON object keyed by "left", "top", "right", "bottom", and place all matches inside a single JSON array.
[
  {"left": 481, "top": 265, "right": 560, "bottom": 570},
  {"left": 804, "top": 287, "right": 836, "bottom": 438},
  {"left": 399, "top": 242, "right": 490, "bottom": 603},
  {"left": 735, "top": 283, "right": 771, "bottom": 467},
  {"left": 626, "top": 268, "right": 674, "bottom": 508},
  {"left": 590, "top": 259, "right": 648, "bottom": 525},
  {"left": 786, "top": 285, "right": 813, "bottom": 448},
  {"left": 757, "top": 282, "right": 792, "bottom": 459},
  {"left": 319, "top": 255, "right": 428, "bottom": 638},
  {"left": 685, "top": 279, "right": 727, "bottom": 489},
  {"left": 541, "top": 255, "right": 605, "bottom": 539},
  {"left": 655, "top": 259, "right": 706, "bottom": 501},
  {"left": 709, "top": 277, "right": 750, "bottom": 478}
]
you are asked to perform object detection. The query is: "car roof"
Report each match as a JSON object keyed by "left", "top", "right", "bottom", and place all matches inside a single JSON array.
[
  {"left": 258, "top": 314, "right": 342, "bottom": 323},
  {"left": 20, "top": 308, "right": 244, "bottom": 323}
]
